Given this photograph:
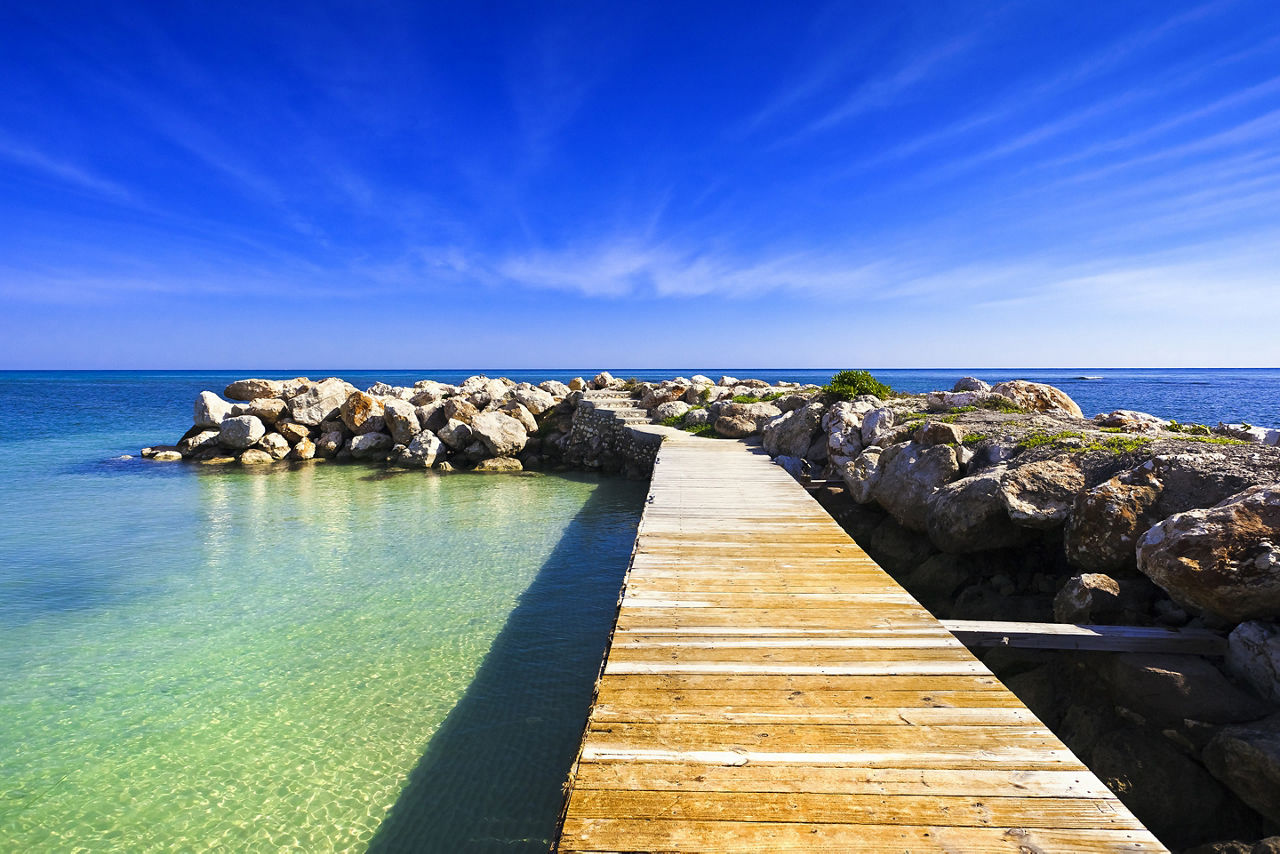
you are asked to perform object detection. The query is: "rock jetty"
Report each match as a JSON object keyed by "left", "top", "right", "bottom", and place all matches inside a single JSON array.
[{"left": 145, "top": 370, "right": 1280, "bottom": 850}]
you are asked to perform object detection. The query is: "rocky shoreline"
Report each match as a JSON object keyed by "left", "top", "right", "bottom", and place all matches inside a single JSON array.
[{"left": 146, "top": 371, "right": 1280, "bottom": 852}]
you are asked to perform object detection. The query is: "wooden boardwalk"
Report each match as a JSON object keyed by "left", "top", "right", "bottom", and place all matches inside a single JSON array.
[{"left": 556, "top": 434, "right": 1167, "bottom": 853}]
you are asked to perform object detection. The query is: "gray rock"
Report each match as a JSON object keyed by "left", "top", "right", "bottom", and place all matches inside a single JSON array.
[
  {"left": 258, "top": 432, "right": 290, "bottom": 460},
  {"left": 872, "top": 441, "right": 960, "bottom": 532},
  {"left": 1229, "top": 621, "right": 1280, "bottom": 705},
  {"left": 1219, "top": 423, "right": 1270, "bottom": 443},
  {"left": 500, "top": 401, "right": 538, "bottom": 434},
  {"left": 224, "top": 378, "right": 285, "bottom": 401},
  {"left": 441, "top": 397, "right": 481, "bottom": 424},
  {"left": 399, "top": 431, "right": 446, "bottom": 468},
  {"left": 952, "top": 376, "right": 991, "bottom": 393},
  {"left": 762, "top": 402, "right": 824, "bottom": 457},
  {"left": 194, "top": 391, "right": 234, "bottom": 428},
  {"left": 314, "top": 431, "right": 344, "bottom": 458},
  {"left": 437, "top": 419, "right": 473, "bottom": 451},
  {"left": 999, "top": 458, "right": 1084, "bottom": 528},
  {"left": 1064, "top": 462, "right": 1163, "bottom": 572},
  {"left": 1095, "top": 409, "right": 1168, "bottom": 433},
  {"left": 382, "top": 398, "right": 421, "bottom": 446},
  {"left": 538, "top": 380, "right": 571, "bottom": 398},
  {"left": 860, "top": 407, "right": 895, "bottom": 446},
  {"left": 290, "top": 437, "right": 316, "bottom": 461},
  {"left": 470, "top": 411, "right": 528, "bottom": 457},
  {"left": 474, "top": 456, "right": 523, "bottom": 472},
  {"left": 349, "top": 432, "right": 393, "bottom": 459},
  {"left": 591, "top": 371, "right": 615, "bottom": 389},
  {"left": 416, "top": 401, "right": 448, "bottom": 433},
  {"left": 654, "top": 400, "right": 691, "bottom": 422},
  {"left": 275, "top": 420, "right": 310, "bottom": 444},
  {"left": 364, "top": 381, "right": 415, "bottom": 400},
  {"left": 218, "top": 415, "right": 266, "bottom": 450},
  {"left": 238, "top": 448, "right": 274, "bottom": 465},
  {"left": 1102, "top": 653, "right": 1272, "bottom": 726},
  {"left": 683, "top": 408, "right": 710, "bottom": 427},
  {"left": 840, "top": 447, "right": 884, "bottom": 504},
  {"left": 713, "top": 414, "right": 757, "bottom": 439},
  {"left": 1205, "top": 714, "right": 1280, "bottom": 824},
  {"left": 774, "top": 455, "right": 805, "bottom": 479},
  {"left": 288, "top": 378, "right": 356, "bottom": 426},
  {"left": 246, "top": 397, "right": 286, "bottom": 425},
  {"left": 512, "top": 385, "right": 555, "bottom": 415},
  {"left": 1053, "top": 573, "right": 1120, "bottom": 623},
  {"left": 926, "top": 466, "right": 1031, "bottom": 553},
  {"left": 914, "top": 420, "right": 964, "bottom": 447},
  {"left": 1138, "top": 484, "right": 1280, "bottom": 621},
  {"left": 178, "top": 429, "right": 220, "bottom": 457}
]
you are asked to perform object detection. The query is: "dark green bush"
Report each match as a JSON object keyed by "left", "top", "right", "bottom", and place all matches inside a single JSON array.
[{"left": 823, "top": 370, "right": 892, "bottom": 401}]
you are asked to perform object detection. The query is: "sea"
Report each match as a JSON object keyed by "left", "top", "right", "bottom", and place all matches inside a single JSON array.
[{"left": 0, "top": 367, "right": 1276, "bottom": 852}]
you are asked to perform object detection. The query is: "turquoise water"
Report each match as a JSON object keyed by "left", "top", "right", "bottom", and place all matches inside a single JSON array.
[{"left": 0, "top": 373, "right": 646, "bottom": 852}]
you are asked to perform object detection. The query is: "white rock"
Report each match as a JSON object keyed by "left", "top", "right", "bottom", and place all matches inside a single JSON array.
[
  {"left": 289, "top": 378, "right": 356, "bottom": 426},
  {"left": 258, "top": 432, "right": 291, "bottom": 460},
  {"left": 1229, "top": 621, "right": 1280, "bottom": 704},
  {"left": 218, "top": 415, "right": 266, "bottom": 450},
  {"left": 512, "top": 386, "right": 555, "bottom": 416},
  {"left": 860, "top": 407, "right": 895, "bottom": 446},
  {"left": 470, "top": 411, "right": 528, "bottom": 457},
  {"left": 437, "top": 419, "right": 473, "bottom": 451},
  {"left": 349, "top": 432, "right": 393, "bottom": 459},
  {"left": 194, "top": 391, "right": 234, "bottom": 428},
  {"left": 383, "top": 398, "right": 421, "bottom": 446}
]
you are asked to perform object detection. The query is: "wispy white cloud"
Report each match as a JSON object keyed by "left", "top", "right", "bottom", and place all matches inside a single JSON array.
[{"left": 0, "top": 134, "right": 135, "bottom": 201}]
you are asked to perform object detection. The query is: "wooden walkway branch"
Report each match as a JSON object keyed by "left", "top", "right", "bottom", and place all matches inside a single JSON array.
[{"left": 554, "top": 432, "right": 1167, "bottom": 852}]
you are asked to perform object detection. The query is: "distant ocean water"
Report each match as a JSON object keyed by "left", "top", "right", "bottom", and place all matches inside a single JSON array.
[{"left": 0, "top": 366, "right": 1276, "bottom": 851}]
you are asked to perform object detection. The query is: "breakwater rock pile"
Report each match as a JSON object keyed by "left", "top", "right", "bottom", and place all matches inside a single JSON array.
[{"left": 146, "top": 370, "right": 1280, "bottom": 850}]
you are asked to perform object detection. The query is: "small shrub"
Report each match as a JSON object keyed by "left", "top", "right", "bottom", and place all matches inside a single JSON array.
[
  {"left": 698, "top": 387, "right": 713, "bottom": 403},
  {"left": 1017, "top": 430, "right": 1086, "bottom": 451},
  {"left": 683, "top": 422, "right": 716, "bottom": 437},
  {"left": 1172, "top": 434, "right": 1248, "bottom": 446},
  {"left": 1167, "top": 420, "right": 1211, "bottom": 436},
  {"left": 658, "top": 415, "right": 685, "bottom": 428},
  {"left": 962, "top": 433, "right": 988, "bottom": 445},
  {"left": 823, "top": 370, "right": 893, "bottom": 401},
  {"left": 947, "top": 405, "right": 979, "bottom": 414},
  {"left": 978, "top": 396, "right": 1025, "bottom": 414},
  {"left": 1083, "top": 435, "right": 1150, "bottom": 454}
]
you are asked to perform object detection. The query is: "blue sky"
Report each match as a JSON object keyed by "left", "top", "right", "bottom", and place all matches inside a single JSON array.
[{"left": 2, "top": 1, "right": 1279, "bottom": 369}]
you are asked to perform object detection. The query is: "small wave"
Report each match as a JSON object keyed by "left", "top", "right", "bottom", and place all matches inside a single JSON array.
[{"left": 1076, "top": 375, "right": 1103, "bottom": 380}]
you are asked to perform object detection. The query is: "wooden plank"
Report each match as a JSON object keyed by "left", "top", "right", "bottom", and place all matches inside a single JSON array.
[
  {"left": 942, "top": 619, "right": 1228, "bottom": 656},
  {"left": 555, "top": 428, "right": 1167, "bottom": 852},
  {"left": 559, "top": 819, "right": 1163, "bottom": 852},
  {"left": 565, "top": 788, "right": 1144, "bottom": 829}
]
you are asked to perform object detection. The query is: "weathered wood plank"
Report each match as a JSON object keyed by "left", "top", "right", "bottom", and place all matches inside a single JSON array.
[
  {"left": 555, "top": 430, "right": 1166, "bottom": 852},
  {"left": 942, "top": 619, "right": 1228, "bottom": 656}
]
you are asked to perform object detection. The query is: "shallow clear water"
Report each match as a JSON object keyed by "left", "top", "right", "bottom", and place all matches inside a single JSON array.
[{"left": 0, "top": 373, "right": 645, "bottom": 852}]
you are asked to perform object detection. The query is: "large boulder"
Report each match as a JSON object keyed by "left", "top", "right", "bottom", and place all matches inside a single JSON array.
[
  {"left": 1101, "top": 653, "right": 1271, "bottom": 726},
  {"left": 275, "top": 420, "right": 310, "bottom": 444},
  {"left": 314, "top": 430, "right": 344, "bottom": 458},
  {"left": 224, "top": 378, "right": 284, "bottom": 401},
  {"left": 194, "top": 391, "right": 234, "bottom": 428},
  {"left": 474, "top": 456, "right": 523, "bottom": 472},
  {"left": 762, "top": 401, "right": 824, "bottom": 457},
  {"left": 511, "top": 385, "right": 555, "bottom": 416},
  {"left": 499, "top": 401, "right": 538, "bottom": 433},
  {"left": 926, "top": 466, "right": 1031, "bottom": 553},
  {"left": 1065, "top": 462, "right": 1164, "bottom": 571},
  {"left": 290, "top": 437, "right": 316, "bottom": 461},
  {"left": 258, "top": 432, "right": 290, "bottom": 460},
  {"left": 1229, "top": 621, "right": 1280, "bottom": 705},
  {"left": 1137, "top": 484, "right": 1280, "bottom": 621},
  {"left": 713, "top": 415, "right": 757, "bottom": 439},
  {"left": 999, "top": 458, "right": 1084, "bottom": 528},
  {"left": 591, "top": 371, "right": 615, "bottom": 390},
  {"left": 365, "top": 381, "right": 414, "bottom": 400},
  {"left": 383, "top": 398, "right": 421, "bottom": 446},
  {"left": 398, "top": 431, "right": 446, "bottom": 468},
  {"left": 470, "top": 411, "right": 528, "bottom": 457},
  {"left": 340, "top": 391, "right": 384, "bottom": 433},
  {"left": 245, "top": 397, "right": 286, "bottom": 425},
  {"left": 218, "top": 415, "right": 266, "bottom": 450},
  {"left": 437, "top": 419, "right": 473, "bottom": 451},
  {"left": 1095, "top": 410, "right": 1168, "bottom": 433},
  {"left": 288, "top": 378, "right": 355, "bottom": 426},
  {"left": 178, "top": 429, "right": 220, "bottom": 457},
  {"left": 349, "top": 432, "right": 393, "bottom": 459},
  {"left": 239, "top": 448, "right": 274, "bottom": 465},
  {"left": 990, "top": 380, "right": 1083, "bottom": 418},
  {"left": 860, "top": 407, "right": 895, "bottom": 446},
  {"left": 654, "top": 401, "right": 691, "bottom": 422},
  {"left": 952, "top": 376, "right": 990, "bottom": 393},
  {"left": 1204, "top": 715, "right": 1280, "bottom": 824},
  {"left": 441, "top": 397, "right": 480, "bottom": 424},
  {"left": 872, "top": 442, "right": 960, "bottom": 532},
  {"left": 840, "top": 448, "right": 884, "bottom": 504},
  {"left": 539, "top": 380, "right": 571, "bottom": 398}
]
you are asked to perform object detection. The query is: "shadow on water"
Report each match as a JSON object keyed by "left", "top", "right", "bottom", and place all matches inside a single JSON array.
[{"left": 367, "top": 474, "right": 645, "bottom": 854}]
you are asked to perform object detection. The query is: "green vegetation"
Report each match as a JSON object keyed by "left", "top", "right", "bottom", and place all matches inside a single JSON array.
[
  {"left": 978, "top": 396, "right": 1025, "bottom": 414},
  {"left": 1172, "top": 434, "right": 1248, "bottom": 446},
  {"left": 823, "top": 370, "right": 893, "bottom": 401},
  {"left": 1015, "top": 429, "right": 1151, "bottom": 454},
  {"left": 947, "top": 405, "right": 979, "bottom": 414},
  {"left": 698, "top": 387, "right": 713, "bottom": 403},
  {"left": 1099, "top": 426, "right": 1124, "bottom": 433},
  {"left": 962, "top": 433, "right": 988, "bottom": 445},
  {"left": 900, "top": 412, "right": 928, "bottom": 424},
  {"left": 1167, "top": 420, "right": 1211, "bottom": 436},
  {"left": 658, "top": 414, "right": 685, "bottom": 428},
  {"left": 1017, "top": 430, "right": 1087, "bottom": 451},
  {"left": 682, "top": 422, "right": 717, "bottom": 437},
  {"left": 730, "top": 391, "right": 786, "bottom": 403}
]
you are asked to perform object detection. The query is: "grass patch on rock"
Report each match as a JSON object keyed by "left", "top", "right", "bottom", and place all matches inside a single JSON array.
[{"left": 823, "top": 370, "right": 893, "bottom": 401}]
